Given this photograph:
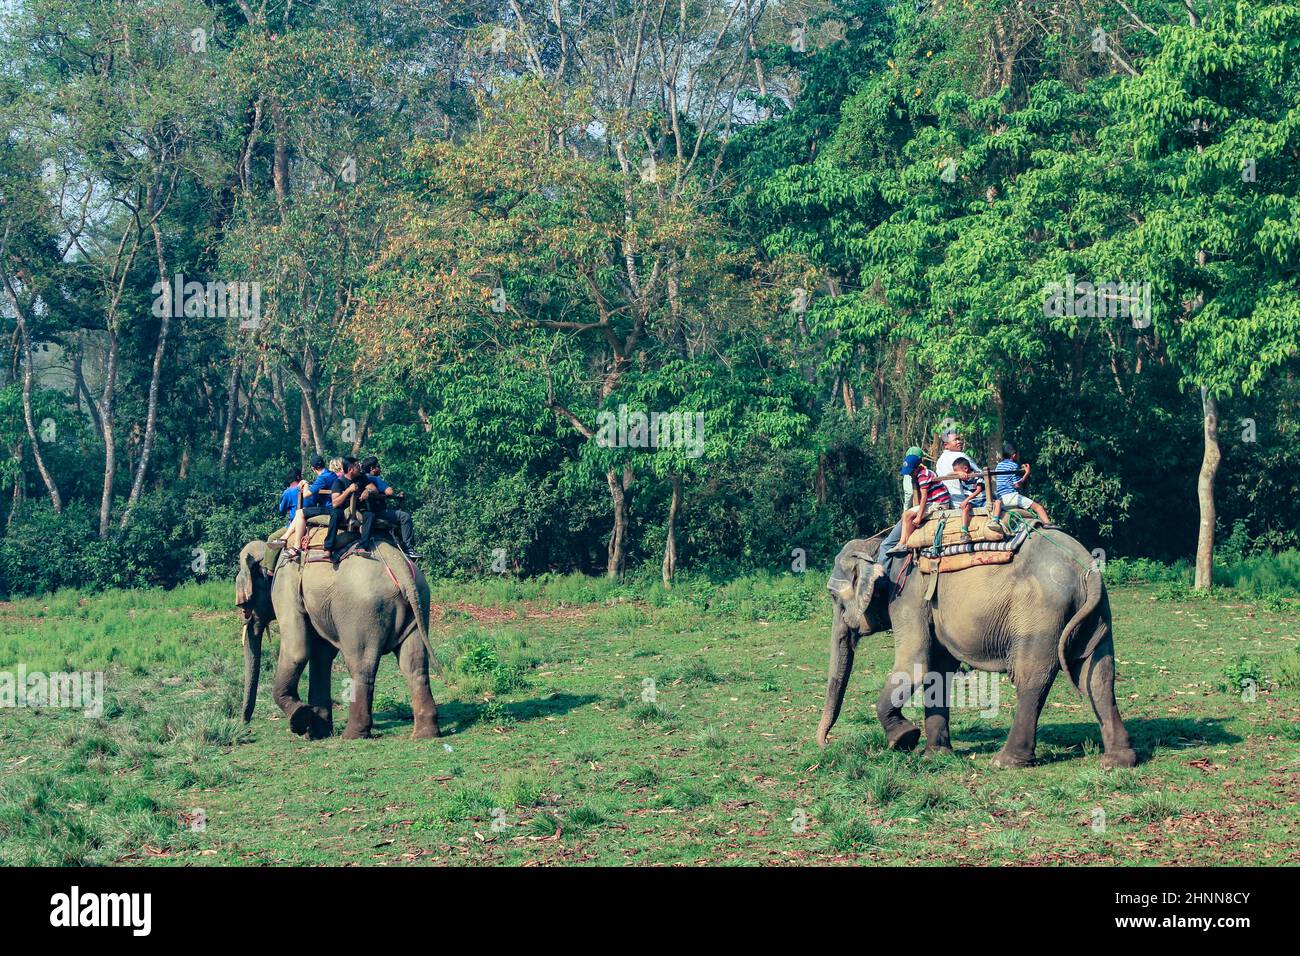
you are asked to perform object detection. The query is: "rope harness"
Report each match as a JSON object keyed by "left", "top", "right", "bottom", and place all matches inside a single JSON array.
[
  {"left": 1002, "top": 510, "right": 1096, "bottom": 573},
  {"left": 926, "top": 515, "right": 947, "bottom": 558}
]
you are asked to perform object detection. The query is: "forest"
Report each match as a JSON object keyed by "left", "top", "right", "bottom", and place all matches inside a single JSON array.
[{"left": 1, "top": 0, "right": 1298, "bottom": 596}]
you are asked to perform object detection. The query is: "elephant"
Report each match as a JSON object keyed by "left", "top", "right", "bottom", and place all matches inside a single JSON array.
[
  {"left": 235, "top": 538, "right": 440, "bottom": 740},
  {"left": 817, "top": 529, "right": 1137, "bottom": 769}
]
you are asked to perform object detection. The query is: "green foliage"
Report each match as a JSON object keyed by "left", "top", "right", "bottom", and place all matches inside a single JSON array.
[
  {"left": 2, "top": 0, "right": 1300, "bottom": 597},
  {"left": 1219, "top": 656, "right": 1266, "bottom": 695},
  {"left": 447, "top": 630, "right": 529, "bottom": 696}
]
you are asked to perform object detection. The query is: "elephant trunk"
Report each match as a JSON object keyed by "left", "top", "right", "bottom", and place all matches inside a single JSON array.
[
  {"left": 241, "top": 618, "right": 263, "bottom": 723},
  {"left": 816, "top": 618, "right": 856, "bottom": 747}
]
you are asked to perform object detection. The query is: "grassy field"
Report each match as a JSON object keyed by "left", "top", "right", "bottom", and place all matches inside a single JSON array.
[{"left": 1, "top": 571, "right": 1298, "bottom": 866}]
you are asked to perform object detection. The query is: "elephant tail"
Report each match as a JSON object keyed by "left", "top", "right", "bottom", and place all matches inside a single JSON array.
[
  {"left": 379, "top": 546, "right": 443, "bottom": 677},
  {"left": 1057, "top": 565, "right": 1102, "bottom": 694}
]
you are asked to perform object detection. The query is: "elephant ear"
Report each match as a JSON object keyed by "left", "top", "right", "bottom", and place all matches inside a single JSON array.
[
  {"left": 235, "top": 541, "right": 268, "bottom": 607},
  {"left": 828, "top": 544, "right": 878, "bottom": 631}
]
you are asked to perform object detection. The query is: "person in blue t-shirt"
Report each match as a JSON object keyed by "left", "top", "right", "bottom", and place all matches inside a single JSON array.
[
  {"left": 304, "top": 454, "right": 338, "bottom": 507},
  {"left": 278, "top": 467, "right": 304, "bottom": 528},
  {"left": 361, "top": 455, "right": 419, "bottom": 558},
  {"left": 284, "top": 454, "right": 339, "bottom": 555}
]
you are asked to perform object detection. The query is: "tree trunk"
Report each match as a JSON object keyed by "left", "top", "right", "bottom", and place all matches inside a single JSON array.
[
  {"left": 299, "top": 399, "right": 311, "bottom": 464},
  {"left": 218, "top": 355, "right": 242, "bottom": 474},
  {"left": 991, "top": 383, "right": 1006, "bottom": 463},
  {"left": 286, "top": 358, "right": 326, "bottom": 456},
  {"left": 895, "top": 339, "right": 910, "bottom": 438},
  {"left": 662, "top": 474, "right": 681, "bottom": 585},
  {"left": 667, "top": 255, "right": 686, "bottom": 358},
  {"left": 270, "top": 366, "right": 290, "bottom": 433},
  {"left": 10, "top": 306, "right": 62, "bottom": 512},
  {"left": 606, "top": 467, "right": 627, "bottom": 579},
  {"left": 98, "top": 329, "right": 119, "bottom": 538},
  {"left": 73, "top": 333, "right": 103, "bottom": 441},
  {"left": 121, "top": 218, "right": 174, "bottom": 529},
  {"left": 1194, "top": 387, "right": 1220, "bottom": 590},
  {"left": 271, "top": 97, "right": 290, "bottom": 208},
  {"left": 350, "top": 409, "right": 370, "bottom": 456},
  {"left": 8, "top": 443, "right": 23, "bottom": 527}
]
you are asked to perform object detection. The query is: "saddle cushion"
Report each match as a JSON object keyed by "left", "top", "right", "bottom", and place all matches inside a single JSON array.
[
  {"left": 917, "top": 550, "right": 1016, "bottom": 574},
  {"left": 904, "top": 508, "right": 1039, "bottom": 550}
]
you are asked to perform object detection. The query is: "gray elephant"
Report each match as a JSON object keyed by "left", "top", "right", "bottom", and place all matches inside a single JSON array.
[
  {"left": 818, "top": 531, "right": 1136, "bottom": 769},
  {"left": 236, "top": 539, "right": 439, "bottom": 740}
]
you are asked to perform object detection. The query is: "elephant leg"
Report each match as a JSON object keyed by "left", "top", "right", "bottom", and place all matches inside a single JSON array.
[
  {"left": 306, "top": 636, "right": 338, "bottom": 740},
  {"left": 272, "top": 614, "right": 315, "bottom": 737},
  {"left": 993, "top": 666, "right": 1055, "bottom": 768},
  {"left": 876, "top": 588, "right": 935, "bottom": 751},
  {"left": 922, "top": 643, "right": 959, "bottom": 755},
  {"left": 1079, "top": 637, "right": 1137, "bottom": 769},
  {"left": 398, "top": 635, "right": 440, "bottom": 740},
  {"left": 876, "top": 671, "right": 921, "bottom": 751},
  {"left": 876, "top": 649, "right": 927, "bottom": 752},
  {"left": 341, "top": 649, "right": 381, "bottom": 740}
]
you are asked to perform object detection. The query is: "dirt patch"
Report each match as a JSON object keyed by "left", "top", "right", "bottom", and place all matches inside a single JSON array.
[
  {"left": 430, "top": 602, "right": 591, "bottom": 626},
  {"left": 523, "top": 605, "right": 589, "bottom": 621}
]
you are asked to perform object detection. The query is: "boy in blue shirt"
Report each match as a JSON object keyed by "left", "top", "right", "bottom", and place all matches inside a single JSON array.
[
  {"left": 994, "top": 442, "right": 1051, "bottom": 524},
  {"left": 952, "top": 457, "right": 1003, "bottom": 543}
]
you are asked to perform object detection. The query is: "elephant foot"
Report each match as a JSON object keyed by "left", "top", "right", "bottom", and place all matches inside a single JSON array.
[
  {"left": 287, "top": 704, "right": 315, "bottom": 737},
  {"left": 991, "top": 748, "right": 1035, "bottom": 769},
  {"left": 309, "top": 713, "right": 334, "bottom": 740},
  {"left": 411, "top": 720, "right": 440, "bottom": 740},
  {"left": 924, "top": 744, "right": 955, "bottom": 757},
  {"left": 885, "top": 724, "right": 921, "bottom": 752},
  {"left": 1099, "top": 748, "right": 1138, "bottom": 770},
  {"left": 341, "top": 724, "right": 374, "bottom": 740}
]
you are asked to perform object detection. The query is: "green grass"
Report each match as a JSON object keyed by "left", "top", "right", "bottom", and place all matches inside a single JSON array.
[
  {"left": 1105, "top": 549, "right": 1300, "bottom": 601},
  {"left": 1, "top": 572, "right": 1298, "bottom": 865}
]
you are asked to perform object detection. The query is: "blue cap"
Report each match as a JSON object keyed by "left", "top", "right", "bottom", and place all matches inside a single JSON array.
[{"left": 899, "top": 454, "right": 922, "bottom": 476}]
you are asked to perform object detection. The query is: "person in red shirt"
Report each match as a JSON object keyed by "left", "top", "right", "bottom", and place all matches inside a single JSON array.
[{"left": 899, "top": 451, "right": 952, "bottom": 544}]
